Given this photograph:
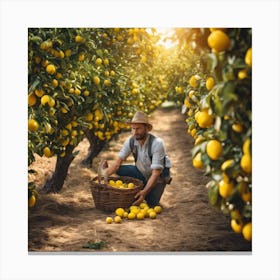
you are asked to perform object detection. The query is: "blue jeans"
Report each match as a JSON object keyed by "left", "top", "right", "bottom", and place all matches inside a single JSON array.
[{"left": 116, "top": 165, "right": 166, "bottom": 206}]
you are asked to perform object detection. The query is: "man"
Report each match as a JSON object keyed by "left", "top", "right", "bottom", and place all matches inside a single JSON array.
[{"left": 104, "top": 111, "right": 171, "bottom": 206}]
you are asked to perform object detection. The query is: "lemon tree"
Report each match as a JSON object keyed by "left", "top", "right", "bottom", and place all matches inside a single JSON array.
[
  {"left": 28, "top": 28, "right": 170, "bottom": 194},
  {"left": 170, "top": 28, "right": 252, "bottom": 241}
]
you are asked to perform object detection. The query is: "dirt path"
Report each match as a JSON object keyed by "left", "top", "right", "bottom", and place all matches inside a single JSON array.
[{"left": 28, "top": 106, "right": 251, "bottom": 252}]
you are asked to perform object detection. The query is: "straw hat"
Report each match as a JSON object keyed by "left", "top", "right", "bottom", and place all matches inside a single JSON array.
[{"left": 127, "top": 111, "right": 153, "bottom": 131}]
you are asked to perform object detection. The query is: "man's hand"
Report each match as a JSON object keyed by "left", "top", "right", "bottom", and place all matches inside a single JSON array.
[{"left": 133, "top": 190, "right": 146, "bottom": 206}]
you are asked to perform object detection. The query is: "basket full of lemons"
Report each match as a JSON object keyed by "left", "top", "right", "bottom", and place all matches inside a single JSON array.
[{"left": 90, "top": 176, "right": 143, "bottom": 212}]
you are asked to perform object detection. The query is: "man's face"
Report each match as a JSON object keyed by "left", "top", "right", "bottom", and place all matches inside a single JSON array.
[{"left": 131, "top": 123, "right": 148, "bottom": 140}]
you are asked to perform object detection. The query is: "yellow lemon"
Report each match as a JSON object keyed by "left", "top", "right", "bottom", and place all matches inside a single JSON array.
[
  {"left": 28, "top": 119, "right": 39, "bottom": 131},
  {"left": 75, "top": 35, "right": 84, "bottom": 43},
  {"left": 104, "top": 79, "right": 111, "bottom": 86},
  {"left": 206, "top": 77, "right": 215, "bottom": 91},
  {"left": 218, "top": 179, "right": 235, "bottom": 198},
  {"left": 221, "top": 159, "right": 234, "bottom": 171},
  {"left": 232, "top": 123, "right": 243, "bottom": 133},
  {"left": 149, "top": 211, "right": 157, "bottom": 219},
  {"left": 115, "top": 208, "right": 125, "bottom": 217},
  {"left": 130, "top": 207, "right": 140, "bottom": 215},
  {"left": 28, "top": 93, "right": 37, "bottom": 106},
  {"left": 207, "top": 30, "right": 230, "bottom": 52},
  {"left": 43, "top": 147, "right": 52, "bottom": 158},
  {"left": 106, "top": 217, "right": 113, "bottom": 224},
  {"left": 95, "top": 58, "right": 102, "bottom": 66},
  {"left": 127, "top": 212, "right": 136, "bottom": 220},
  {"left": 245, "top": 48, "right": 252, "bottom": 67},
  {"left": 189, "top": 75, "right": 198, "bottom": 87},
  {"left": 238, "top": 69, "right": 247, "bottom": 80},
  {"left": 206, "top": 140, "right": 223, "bottom": 160},
  {"left": 192, "top": 153, "right": 204, "bottom": 169},
  {"left": 93, "top": 76, "right": 100, "bottom": 86},
  {"left": 243, "top": 138, "right": 251, "bottom": 155},
  {"left": 46, "top": 64, "right": 56, "bottom": 75},
  {"left": 127, "top": 182, "right": 135, "bottom": 189},
  {"left": 114, "top": 216, "right": 122, "bottom": 223},
  {"left": 41, "top": 95, "right": 50, "bottom": 105},
  {"left": 28, "top": 195, "right": 36, "bottom": 207},
  {"left": 240, "top": 154, "right": 252, "bottom": 173},
  {"left": 242, "top": 222, "right": 252, "bottom": 241},
  {"left": 136, "top": 212, "right": 145, "bottom": 220},
  {"left": 139, "top": 202, "right": 148, "bottom": 209},
  {"left": 154, "top": 206, "right": 162, "bottom": 214},
  {"left": 196, "top": 108, "right": 214, "bottom": 128},
  {"left": 231, "top": 219, "right": 243, "bottom": 233}
]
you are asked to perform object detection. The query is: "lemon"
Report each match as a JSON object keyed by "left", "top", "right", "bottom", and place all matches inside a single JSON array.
[
  {"left": 231, "top": 219, "right": 243, "bottom": 233},
  {"left": 232, "top": 123, "right": 243, "bottom": 133},
  {"left": 207, "top": 30, "right": 230, "bottom": 52},
  {"left": 104, "top": 58, "right": 109, "bottom": 66},
  {"left": 130, "top": 207, "right": 140, "bottom": 215},
  {"left": 192, "top": 153, "right": 204, "bottom": 169},
  {"left": 242, "top": 138, "right": 251, "bottom": 155},
  {"left": 114, "top": 216, "right": 122, "bottom": 223},
  {"left": 245, "top": 48, "right": 252, "bottom": 67},
  {"left": 106, "top": 217, "right": 113, "bottom": 224},
  {"left": 93, "top": 76, "right": 100, "bottom": 86},
  {"left": 127, "top": 212, "right": 136, "bottom": 220},
  {"left": 139, "top": 202, "right": 148, "bottom": 209},
  {"left": 221, "top": 159, "right": 234, "bottom": 171},
  {"left": 109, "top": 180, "right": 116, "bottom": 187},
  {"left": 123, "top": 211, "right": 128, "bottom": 218},
  {"left": 154, "top": 206, "right": 162, "bottom": 214},
  {"left": 95, "top": 58, "right": 102, "bottom": 66},
  {"left": 28, "top": 119, "right": 39, "bottom": 131},
  {"left": 41, "top": 95, "right": 50, "bottom": 106},
  {"left": 196, "top": 108, "right": 214, "bottom": 128},
  {"left": 137, "top": 212, "right": 145, "bottom": 220},
  {"left": 48, "top": 97, "right": 55, "bottom": 107},
  {"left": 242, "top": 222, "right": 252, "bottom": 241},
  {"left": 206, "top": 77, "right": 215, "bottom": 90},
  {"left": 75, "top": 35, "right": 84, "bottom": 43},
  {"left": 104, "top": 79, "right": 111, "bottom": 86},
  {"left": 43, "top": 147, "right": 52, "bottom": 158},
  {"left": 149, "top": 211, "right": 157, "bottom": 219},
  {"left": 115, "top": 208, "right": 125, "bottom": 217},
  {"left": 189, "top": 75, "right": 198, "bottom": 87},
  {"left": 238, "top": 69, "right": 247, "bottom": 80},
  {"left": 28, "top": 195, "right": 36, "bottom": 207},
  {"left": 240, "top": 154, "right": 252, "bottom": 173},
  {"left": 206, "top": 140, "right": 223, "bottom": 160},
  {"left": 116, "top": 180, "right": 123, "bottom": 186},
  {"left": 28, "top": 93, "right": 37, "bottom": 106},
  {"left": 46, "top": 64, "right": 56, "bottom": 75},
  {"left": 127, "top": 182, "right": 135, "bottom": 189},
  {"left": 218, "top": 179, "right": 235, "bottom": 198}
]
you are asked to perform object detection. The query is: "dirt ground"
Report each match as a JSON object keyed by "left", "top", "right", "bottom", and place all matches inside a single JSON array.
[{"left": 28, "top": 106, "right": 252, "bottom": 252}]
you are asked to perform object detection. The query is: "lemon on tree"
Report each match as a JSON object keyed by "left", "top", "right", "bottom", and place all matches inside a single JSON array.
[
  {"left": 206, "top": 140, "right": 223, "bottom": 160},
  {"left": 192, "top": 152, "right": 204, "bottom": 169},
  {"left": 242, "top": 222, "right": 252, "bottom": 241},
  {"left": 207, "top": 30, "right": 230, "bottom": 52},
  {"left": 218, "top": 179, "right": 235, "bottom": 198}
]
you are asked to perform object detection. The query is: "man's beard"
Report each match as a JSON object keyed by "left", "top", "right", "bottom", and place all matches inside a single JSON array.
[{"left": 135, "top": 133, "right": 147, "bottom": 141}]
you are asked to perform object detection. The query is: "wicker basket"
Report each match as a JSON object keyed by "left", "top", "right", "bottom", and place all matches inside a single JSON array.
[{"left": 90, "top": 176, "right": 143, "bottom": 212}]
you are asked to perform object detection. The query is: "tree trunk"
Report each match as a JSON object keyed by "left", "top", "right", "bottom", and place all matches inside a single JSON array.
[
  {"left": 40, "top": 130, "right": 106, "bottom": 193},
  {"left": 40, "top": 145, "right": 75, "bottom": 193},
  {"left": 81, "top": 129, "right": 106, "bottom": 167}
]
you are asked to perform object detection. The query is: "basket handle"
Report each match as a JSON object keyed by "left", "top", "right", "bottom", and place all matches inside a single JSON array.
[{"left": 97, "top": 159, "right": 108, "bottom": 185}]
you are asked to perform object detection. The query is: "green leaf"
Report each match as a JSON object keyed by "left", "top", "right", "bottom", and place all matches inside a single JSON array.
[
  {"left": 28, "top": 78, "right": 41, "bottom": 93},
  {"left": 208, "top": 183, "right": 219, "bottom": 206}
]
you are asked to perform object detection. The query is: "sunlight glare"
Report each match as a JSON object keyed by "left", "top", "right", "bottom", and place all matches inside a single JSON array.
[{"left": 156, "top": 28, "right": 177, "bottom": 49}]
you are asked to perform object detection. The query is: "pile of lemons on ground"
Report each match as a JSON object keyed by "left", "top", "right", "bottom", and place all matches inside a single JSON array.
[
  {"left": 108, "top": 179, "right": 135, "bottom": 189},
  {"left": 105, "top": 202, "right": 162, "bottom": 224}
]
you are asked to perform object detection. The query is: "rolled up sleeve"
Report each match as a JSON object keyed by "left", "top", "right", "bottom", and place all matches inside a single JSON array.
[
  {"left": 151, "top": 140, "right": 165, "bottom": 170},
  {"left": 118, "top": 138, "right": 132, "bottom": 160}
]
